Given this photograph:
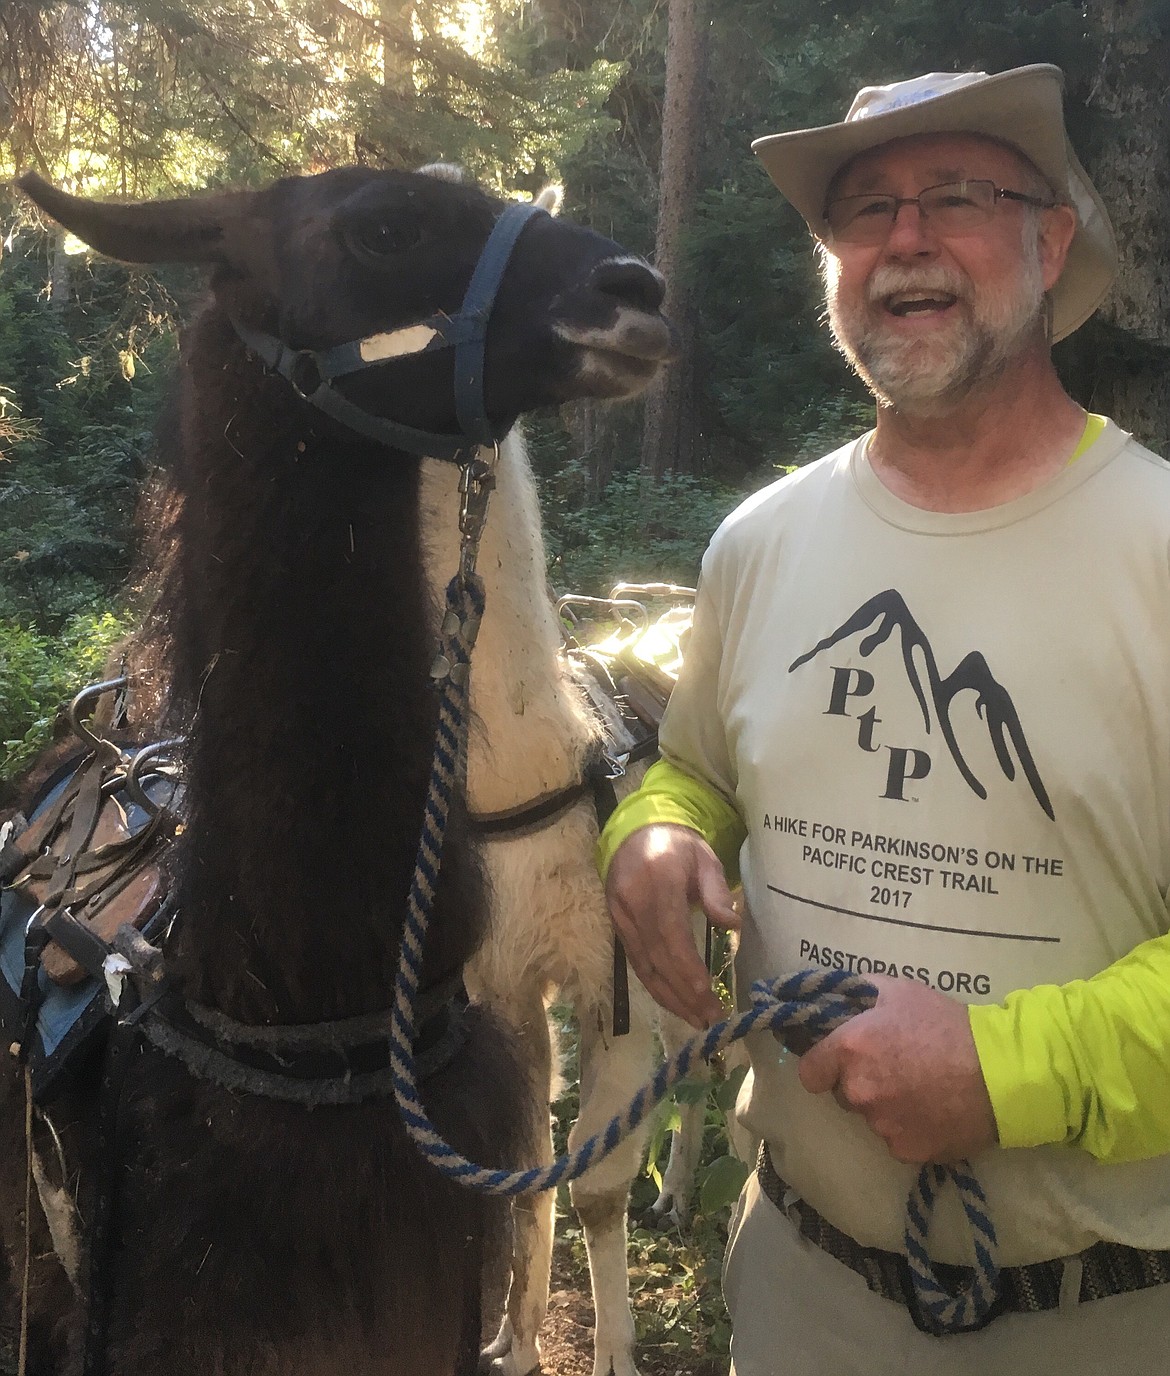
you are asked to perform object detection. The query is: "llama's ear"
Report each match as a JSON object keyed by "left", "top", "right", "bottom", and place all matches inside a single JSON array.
[
  {"left": 15, "top": 172, "right": 250, "bottom": 265},
  {"left": 533, "top": 184, "right": 563, "bottom": 216}
]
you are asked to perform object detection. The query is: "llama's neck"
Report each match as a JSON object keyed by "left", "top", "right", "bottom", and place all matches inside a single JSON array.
[
  {"left": 421, "top": 434, "right": 604, "bottom": 815},
  {"left": 165, "top": 314, "right": 482, "bottom": 1022}
]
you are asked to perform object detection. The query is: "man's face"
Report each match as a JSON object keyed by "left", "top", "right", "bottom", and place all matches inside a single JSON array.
[{"left": 820, "top": 133, "right": 1073, "bottom": 414}]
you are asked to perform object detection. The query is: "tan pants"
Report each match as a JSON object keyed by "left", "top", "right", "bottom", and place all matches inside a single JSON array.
[{"left": 724, "top": 1172, "right": 1170, "bottom": 1376}]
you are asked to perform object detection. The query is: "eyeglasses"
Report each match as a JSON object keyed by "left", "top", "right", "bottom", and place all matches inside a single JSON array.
[{"left": 823, "top": 180, "right": 1058, "bottom": 244}]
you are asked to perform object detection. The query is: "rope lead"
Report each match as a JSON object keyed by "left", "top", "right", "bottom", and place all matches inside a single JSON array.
[{"left": 394, "top": 571, "right": 1001, "bottom": 1335}]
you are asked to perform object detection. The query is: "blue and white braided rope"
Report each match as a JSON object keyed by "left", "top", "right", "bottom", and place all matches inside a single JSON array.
[
  {"left": 391, "top": 573, "right": 1000, "bottom": 1334},
  {"left": 905, "top": 1160, "right": 1000, "bottom": 1332},
  {"left": 390, "top": 573, "right": 484, "bottom": 1079}
]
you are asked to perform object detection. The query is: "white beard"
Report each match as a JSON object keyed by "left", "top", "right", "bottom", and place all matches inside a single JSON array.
[{"left": 824, "top": 233, "right": 1047, "bottom": 415}]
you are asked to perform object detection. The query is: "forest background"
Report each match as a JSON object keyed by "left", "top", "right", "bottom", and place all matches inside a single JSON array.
[
  {"left": 2, "top": 0, "right": 1169, "bottom": 780},
  {"left": 1, "top": 4, "right": 1168, "bottom": 1368}
]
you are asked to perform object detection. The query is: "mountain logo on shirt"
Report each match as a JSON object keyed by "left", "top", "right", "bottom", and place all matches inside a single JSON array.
[{"left": 789, "top": 588, "right": 1054, "bottom": 818}]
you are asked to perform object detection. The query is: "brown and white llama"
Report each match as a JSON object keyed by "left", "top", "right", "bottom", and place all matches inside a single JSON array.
[
  {"left": 423, "top": 442, "right": 724, "bottom": 1376},
  {"left": 1, "top": 167, "right": 673, "bottom": 1376}
]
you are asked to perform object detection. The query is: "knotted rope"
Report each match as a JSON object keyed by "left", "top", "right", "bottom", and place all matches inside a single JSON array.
[{"left": 905, "top": 1160, "right": 999, "bottom": 1333}]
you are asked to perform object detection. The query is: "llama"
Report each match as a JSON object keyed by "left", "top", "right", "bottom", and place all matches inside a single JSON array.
[
  {"left": 422, "top": 446, "right": 719, "bottom": 1376},
  {"left": 1, "top": 167, "right": 674, "bottom": 1376}
]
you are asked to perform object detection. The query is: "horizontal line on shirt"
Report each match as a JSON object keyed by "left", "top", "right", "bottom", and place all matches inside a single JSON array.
[{"left": 765, "top": 885, "right": 1062, "bottom": 943}]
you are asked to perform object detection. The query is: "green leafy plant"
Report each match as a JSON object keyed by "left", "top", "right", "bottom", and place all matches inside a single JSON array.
[
  {"left": 538, "top": 466, "right": 751, "bottom": 596},
  {"left": 0, "top": 607, "right": 132, "bottom": 785}
]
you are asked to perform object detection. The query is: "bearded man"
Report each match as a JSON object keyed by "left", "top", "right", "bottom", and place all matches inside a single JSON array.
[{"left": 599, "top": 66, "right": 1170, "bottom": 1374}]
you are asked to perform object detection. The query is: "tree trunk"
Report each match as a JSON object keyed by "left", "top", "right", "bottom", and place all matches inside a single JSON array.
[
  {"left": 565, "top": 399, "right": 602, "bottom": 501},
  {"left": 565, "top": 397, "right": 630, "bottom": 501},
  {"left": 641, "top": 0, "right": 708, "bottom": 478},
  {"left": 48, "top": 226, "right": 70, "bottom": 314},
  {"left": 380, "top": 0, "right": 414, "bottom": 95},
  {"left": 1079, "top": 1, "right": 1170, "bottom": 451}
]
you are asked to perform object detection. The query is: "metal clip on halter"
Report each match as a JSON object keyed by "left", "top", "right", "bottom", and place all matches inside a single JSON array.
[
  {"left": 457, "top": 442, "right": 499, "bottom": 585},
  {"left": 288, "top": 350, "right": 325, "bottom": 401}
]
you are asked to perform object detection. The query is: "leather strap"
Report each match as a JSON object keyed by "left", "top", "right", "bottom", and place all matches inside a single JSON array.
[
  {"left": 230, "top": 202, "right": 547, "bottom": 461},
  {"left": 467, "top": 734, "right": 659, "bottom": 838},
  {"left": 82, "top": 988, "right": 168, "bottom": 1376},
  {"left": 452, "top": 203, "right": 543, "bottom": 446},
  {"left": 467, "top": 779, "right": 592, "bottom": 836},
  {"left": 42, "top": 746, "right": 115, "bottom": 907},
  {"left": 585, "top": 757, "right": 627, "bottom": 1037}
]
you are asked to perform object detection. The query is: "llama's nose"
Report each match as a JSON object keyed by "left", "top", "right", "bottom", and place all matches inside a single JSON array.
[{"left": 587, "top": 259, "right": 666, "bottom": 314}]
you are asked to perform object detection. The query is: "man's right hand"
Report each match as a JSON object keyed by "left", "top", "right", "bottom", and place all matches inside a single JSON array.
[{"left": 605, "top": 824, "right": 739, "bottom": 1029}]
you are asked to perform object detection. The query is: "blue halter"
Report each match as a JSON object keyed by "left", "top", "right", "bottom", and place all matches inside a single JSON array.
[{"left": 231, "top": 201, "right": 547, "bottom": 461}]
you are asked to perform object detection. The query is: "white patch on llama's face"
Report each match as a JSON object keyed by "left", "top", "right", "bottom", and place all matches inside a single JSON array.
[
  {"left": 553, "top": 255, "right": 670, "bottom": 396},
  {"left": 588, "top": 254, "right": 665, "bottom": 290}
]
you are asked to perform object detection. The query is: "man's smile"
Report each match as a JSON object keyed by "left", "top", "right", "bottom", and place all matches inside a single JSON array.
[{"left": 883, "top": 291, "right": 959, "bottom": 316}]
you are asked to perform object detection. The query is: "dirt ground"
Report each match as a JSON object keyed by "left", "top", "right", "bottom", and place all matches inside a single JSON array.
[
  {"left": 538, "top": 1237, "right": 729, "bottom": 1376},
  {"left": 0, "top": 1238, "right": 728, "bottom": 1376}
]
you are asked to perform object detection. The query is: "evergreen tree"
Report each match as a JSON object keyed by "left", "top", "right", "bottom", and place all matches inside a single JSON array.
[
  {"left": 3, "top": 0, "right": 1168, "bottom": 771},
  {"left": 1059, "top": 0, "right": 1170, "bottom": 451},
  {"left": 641, "top": 0, "right": 709, "bottom": 479}
]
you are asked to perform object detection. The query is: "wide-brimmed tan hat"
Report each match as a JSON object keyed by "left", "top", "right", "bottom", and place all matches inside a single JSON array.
[{"left": 751, "top": 65, "right": 1117, "bottom": 341}]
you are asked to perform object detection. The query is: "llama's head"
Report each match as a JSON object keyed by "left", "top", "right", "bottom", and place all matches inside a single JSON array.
[{"left": 17, "top": 167, "right": 675, "bottom": 448}]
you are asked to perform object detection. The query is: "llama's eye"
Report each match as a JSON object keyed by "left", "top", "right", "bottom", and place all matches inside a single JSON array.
[{"left": 351, "top": 217, "right": 422, "bottom": 258}]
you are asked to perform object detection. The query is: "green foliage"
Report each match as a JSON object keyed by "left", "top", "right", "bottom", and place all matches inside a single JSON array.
[
  {"left": 0, "top": 188, "right": 176, "bottom": 627},
  {"left": 0, "top": 607, "right": 133, "bottom": 783},
  {"left": 0, "top": 180, "right": 167, "bottom": 792},
  {"left": 1, "top": 2, "right": 629, "bottom": 196},
  {"left": 353, "top": 55, "right": 626, "bottom": 189},
  {"left": 698, "top": 1153, "right": 751, "bottom": 1216},
  {"left": 540, "top": 467, "right": 748, "bottom": 595}
]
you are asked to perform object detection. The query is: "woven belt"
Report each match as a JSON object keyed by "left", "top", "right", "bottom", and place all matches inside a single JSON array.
[{"left": 757, "top": 1144, "right": 1170, "bottom": 1332}]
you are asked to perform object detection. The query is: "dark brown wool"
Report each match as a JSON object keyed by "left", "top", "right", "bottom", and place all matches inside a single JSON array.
[{"left": 0, "top": 167, "right": 671, "bottom": 1375}]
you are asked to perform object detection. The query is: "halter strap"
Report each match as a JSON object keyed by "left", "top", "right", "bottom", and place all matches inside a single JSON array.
[
  {"left": 230, "top": 201, "right": 547, "bottom": 461},
  {"left": 451, "top": 202, "right": 543, "bottom": 446}
]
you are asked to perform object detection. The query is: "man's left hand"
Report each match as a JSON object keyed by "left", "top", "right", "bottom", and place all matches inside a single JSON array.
[{"left": 797, "top": 975, "right": 998, "bottom": 1164}]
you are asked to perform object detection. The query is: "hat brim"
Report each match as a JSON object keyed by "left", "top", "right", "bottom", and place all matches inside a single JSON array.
[{"left": 751, "top": 65, "right": 1117, "bottom": 342}]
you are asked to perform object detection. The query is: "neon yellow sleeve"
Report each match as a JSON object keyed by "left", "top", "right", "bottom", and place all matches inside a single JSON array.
[
  {"left": 968, "top": 930, "right": 1170, "bottom": 1162},
  {"left": 595, "top": 757, "right": 747, "bottom": 885}
]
